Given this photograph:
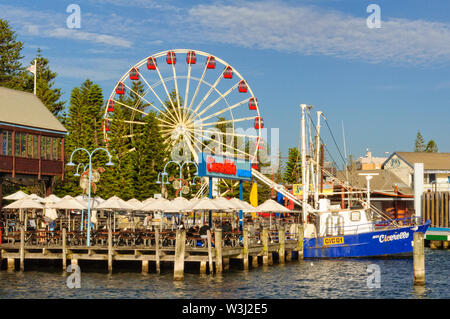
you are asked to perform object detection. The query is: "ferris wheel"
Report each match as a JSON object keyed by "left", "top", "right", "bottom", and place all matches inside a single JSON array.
[{"left": 102, "top": 49, "right": 264, "bottom": 168}]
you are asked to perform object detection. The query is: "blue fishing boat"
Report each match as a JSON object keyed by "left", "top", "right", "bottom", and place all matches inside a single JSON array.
[{"left": 302, "top": 201, "right": 430, "bottom": 258}]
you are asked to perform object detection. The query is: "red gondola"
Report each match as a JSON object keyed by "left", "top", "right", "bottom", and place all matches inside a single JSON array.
[
  {"left": 223, "top": 66, "right": 233, "bottom": 79},
  {"left": 166, "top": 51, "right": 176, "bottom": 64},
  {"left": 256, "top": 137, "right": 264, "bottom": 150},
  {"left": 254, "top": 116, "right": 264, "bottom": 129},
  {"left": 249, "top": 97, "right": 257, "bottom": 110},
  {"left": 107, "top": 100, "right": 115, "bottom": 112},
  {"left": 207, "top": 56, "right": 216, "bottom": 69},
  {"left": 251, "top": 160, "right": 259, "bottom": 170},
  {"left": 147, "top": 57, "right": 157, "bottom": 70},
  {"left": 129, "top": 68, "right": 139, "bottom": 80},
  {"left": 116, "top": 82, "right": 125, "bottom": 95},
  {"left": 238, "top": 80, "right": 247, "bottom": 93},
  {"left": 104, "top": 120, "right": 110, "bottom": 132},
  {"left": 186, "top": 51, "right": 196, "bottom": 64}
]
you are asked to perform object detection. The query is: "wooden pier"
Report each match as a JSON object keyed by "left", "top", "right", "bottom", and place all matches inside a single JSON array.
[{"left": 0, "top": 225, "right": 303, "bottom": 278}]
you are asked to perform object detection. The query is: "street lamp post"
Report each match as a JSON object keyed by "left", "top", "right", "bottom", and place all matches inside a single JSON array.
[
  {"left": 74, "top": 163, "right": 89, "bottom": 231},
  {"left": 67, "top": 147, "right": 114, "bottom": 246}
]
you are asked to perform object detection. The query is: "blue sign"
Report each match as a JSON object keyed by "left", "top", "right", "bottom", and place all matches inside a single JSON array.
[{"left": 197, "top": 152, "right": 252, "bottom": 181}]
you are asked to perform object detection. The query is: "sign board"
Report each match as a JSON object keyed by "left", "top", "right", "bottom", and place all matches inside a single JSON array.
[{"left": 197, "top": 152, "right": 252, "bottom": 181}]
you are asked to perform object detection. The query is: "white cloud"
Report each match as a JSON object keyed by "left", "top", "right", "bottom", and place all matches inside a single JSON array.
[
  {"left": 46, "top": 28, "right": 132, "bottom": 48},
  {"left": 185, "top": 2, "right": 450, "bottom": 66}
]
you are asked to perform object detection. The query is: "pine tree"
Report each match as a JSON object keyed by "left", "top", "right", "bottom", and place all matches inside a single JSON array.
[
  {"left": 414, "top": 130, "right": 425, "bottom": 152},
  {"left": 284, "top": 147, "right": 301, "bottom": 184},
  {"left": 425, "top": 140, "right": 438, "bottom": 153},
  {"left": 0, "top": 19, "right": 24, "bottom": 89}
]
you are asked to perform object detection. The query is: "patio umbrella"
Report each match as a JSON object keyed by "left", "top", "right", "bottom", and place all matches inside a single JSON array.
[
  {"left": 127, "top": 198, "right": 143, "bottom": 210},
  {"left": 96, "top": 195, "right": 135, "bottom": 211},
  {"left": 141, "top": 197, "right": 177, "bottom": 212},
  {"left": 50, "top": 197, "right": 86, "bottom": 210},
  {"left": 256, "top": 199, "right": 291, "bottom": 213},
  {"left": 171, "top": 197, "right": 190, "bottom": 212},
  {"left": 4, "top": 190, "right": 28, "bottom": 200},
  {"left": 229, "top": 198, "right": 259, "bottom": 213},
  {"left": 26, "top": 194, "right": 44, "bottom": 202},
  {"left": 187, "top": 197, "right": 221, "bottom": 211},
  {"left": 4, "top": 198, "right": 44, "bottom": 210},
  {"left": 42, "top": 194, "right": 61, "bottom": 204}
]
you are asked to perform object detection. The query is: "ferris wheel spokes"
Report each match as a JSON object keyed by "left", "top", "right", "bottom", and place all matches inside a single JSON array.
[
  {"left": 183, "top": 62, "right": 193, "bottom": 122},
  {"left": 186, "top": 58, "right": 209, "bottom": 116},
  {"left": 154, "top": 64, "right": 183, "bottom": 123},
  {"left": 193, "top": 98, "right": 251, "bottom": 124},
  {"left": 191, "top": 71, "right": 224, "bottom": 116}
]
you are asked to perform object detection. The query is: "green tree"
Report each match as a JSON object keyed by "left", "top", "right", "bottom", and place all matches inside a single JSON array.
[
  {"left": 0, "top": 19, "right": 24, "bottom": 89},
  {"left": 284, "top": 147, "right": 301, "bottom": 184},
  {"left": 414, "top": 130, "right": 426, "bottom": 152},
  {"left": 425, "top": 140, "right": 438, "bottom": 153},
  {"left": 22, "top": 48, "right": 65, "bottom": 116}
]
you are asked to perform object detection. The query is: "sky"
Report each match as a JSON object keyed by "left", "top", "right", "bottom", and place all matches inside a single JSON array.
[{"left": 2, "top": 0, "right": 450, "bottom": 168}]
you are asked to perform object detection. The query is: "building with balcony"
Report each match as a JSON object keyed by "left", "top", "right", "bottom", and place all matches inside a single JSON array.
[{"left": 0, "top": 87, "right": 67, "bottom": 196}]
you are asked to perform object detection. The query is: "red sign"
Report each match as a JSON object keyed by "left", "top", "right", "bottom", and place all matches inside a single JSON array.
[{"left": 206, "top": 156, "right": 237, "bottom": 175}]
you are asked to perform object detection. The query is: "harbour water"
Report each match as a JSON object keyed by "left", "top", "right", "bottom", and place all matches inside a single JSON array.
[{"left": 0, "top": 248, "right": 448, "bottom": 299}]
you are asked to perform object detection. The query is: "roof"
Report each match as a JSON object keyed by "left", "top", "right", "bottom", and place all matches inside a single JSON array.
[
  {"left": 0, "top": 86, "right": 67, "bottom": 134},
  {"left": 336, "top": 169, "right": 413, "bottom": 196},
  {"left": 384, "top": 152, "right": 450, "bottom": 171}
]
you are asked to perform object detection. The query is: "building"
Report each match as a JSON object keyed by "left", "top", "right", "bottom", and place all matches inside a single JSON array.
[
  {"left": 335, "top": 169, "right": 414, "bottom": 220},
  {"left": 356, "top": 149, "right": 387, "bottom": 170},
  {"left": 0, "top": 87, "right": 68, "bottom": 198},
  {"left": 382, "top": 152, "right": 450, "bottom": 191}
]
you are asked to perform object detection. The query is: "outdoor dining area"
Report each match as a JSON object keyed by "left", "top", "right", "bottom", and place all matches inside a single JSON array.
[{"left": 1, "top": 190, "right": 302, "bottom": 249}]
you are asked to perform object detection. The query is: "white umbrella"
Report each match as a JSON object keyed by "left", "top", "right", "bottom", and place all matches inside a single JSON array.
[
  {"left": 256, "top": 199, "right": 291, "bottom": 213},
  {"left": 171, "top": 197, "right": 190, "bottom": 212},
  {"left": 96, "top": 196, "right": 136, "bottom": 211},
  {"left": 50, "top": 197, "right": 86, "bottom": 210},
  {"left": 75, "top": 195, "right": 104, "bottom": 209},
  {"left": 187, "top": 197, "right": 221, "bottom": 211},
  {"left": 229, "top": 198, "right": 259, "bottom": 213},
  {"left": 4, "top": 190, "right": 28, "bottom": 200},
  {"left": 127, "top": 198, "right": 143, "bottom": 210},
  {"left": 142, "top": 197, "right": 155, "bottom": 204},
  {"left": 213, "top": 197, "right": 238, "bottom": 211},
  {"left": 26, "top": 193, "right": 44, "bottom": 202},
  {"left": 42, "top": 194, "right": 61, "bottom": 204},
  {"left": 4, "top": 198, "right": 44, "bottom": 210},
  {"left": 141, "top": 197, "right": 178, "bottom": 212}
]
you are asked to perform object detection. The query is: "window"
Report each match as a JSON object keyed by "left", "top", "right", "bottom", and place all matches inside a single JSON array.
[
  {"left": 350, "top": 211, "right": 361, "bottom": 222},
  {"left": 1, "top": 130, "right": 12, "bottom": 156},
  {"left": 429, "top": 174, "right": 436, "bottom": 183}
]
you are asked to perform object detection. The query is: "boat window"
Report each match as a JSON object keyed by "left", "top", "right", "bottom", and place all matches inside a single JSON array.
[
  {"left": 350, "top": 211, "right": 361, "bottom": 222},
  {"left": 337, "top": 216, "right": 344, "bottom": 235}
]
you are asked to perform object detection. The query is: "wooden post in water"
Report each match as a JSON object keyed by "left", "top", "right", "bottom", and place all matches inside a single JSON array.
[
  {"left": 62, "top": 228, "right": 67, "bottom": 270},
  {"left": 19, "top": 225, "right": 25, "bottom": 271},
  {"left": 297, "top": 224, "right": 304, "bottom": 260},
  {"left": 173, "top": 229, "right": 186, "bottom": 281},
  {"left": 262, "top": 227, "right": 268, "bottom": 265},
  {"left": 7, "top": 258, "right": 14, "bottom": 271},
  {"left": 155, "top": 226, "right": 160, "bottom": 274},
  {"left": 200, "top": 261, "right": 207, "bottom": 274},
  {"left": 252, "top": 256, "right": 259, "bottom": 268},
  {"left": 214, "top": 228, "right": 223, "bottom": 273},
  {"left": 413, "top": 232, "right": 425, "bottom": 285},
  {"left": 243, "top": 226, "right": 249, "bottom": 270},
  {"left": 278, "top": 226, "right": 285, "bottom": 264},
  {"left": 108, "top": 228, "right": 113, "bottom": 273},
  {"left": 142, "top": 260, "right": 149, "bottom": 273},
  {"left": 207, "top": 229, "right": 213, "bottom": 274}
]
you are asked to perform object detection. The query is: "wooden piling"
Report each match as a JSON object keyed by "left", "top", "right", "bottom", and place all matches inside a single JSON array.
[
  {"left": 413, "top": 232, "right": 425, "bottom": 285},
  {"left": 297, "top": 224, "right": 304, "bottom": 260},
  {"left": 223, "top": 258, "right": 230, "bottom": 271},
  {"left": 108, "top": 228, "right": 113, "bottom": 273},
  {"left": 62, "top": 228, "right": 67, "bottom": 270},
  {"left": 142, "top": 260, "right": 149, "bottom": 273},
  {"left": 155, "top": 226, "right": 160, "bottom": 274},
  {"left": 252, "top": 256, "right": 259, "bottom": 268},
  {"left": 7, "top": 258, "right": 14, "bottom": 271},
  {"left": 19, "top": 226, "right": 24, "bottom": 271},
  {"left": 207, "top": 229, "right": 213, "bottom": 274},
  {"left": 173, "top": 229, "right": 186, "bottom": 281},
  {"left": 200, "top": 261, "right": 207, "bottom": 274},
  {"left": 262, "top": 227, "right": 268, "bottom": 265},
  {"left": 243, "top": 226, "right": 249, "bottom": 270},
  {"left": 278, "top": 226, "right": 285, "bottom": 264},
  {"left": 286, "top": 251, "right": 292, "bottom": 262},
  {"left": 214, "top": 228, "right": 223, "bottom": 273}
]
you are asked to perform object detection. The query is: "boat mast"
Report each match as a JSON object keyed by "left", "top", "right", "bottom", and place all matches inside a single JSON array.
[
  {"left": 300, "top": 104, "right": 309, "bottom": 223},
  {"left": 314, "top": 111, "right": 323, "bottom": 209}
]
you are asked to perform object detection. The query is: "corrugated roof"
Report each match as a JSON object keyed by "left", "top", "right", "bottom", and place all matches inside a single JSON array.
[
  {"left": 0, "top": 86, "right": 67, "bottom": 133},
  {"left": 394, "top": 152, "right": 450, "bottom": 170},
  {"left": 336, "top": 169, "right": 413, "bottom": 195}
]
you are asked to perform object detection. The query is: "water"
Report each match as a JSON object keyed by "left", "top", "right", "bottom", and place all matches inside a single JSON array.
[{"left": 0, "top": 248, "right": 448, "bottom": 299}]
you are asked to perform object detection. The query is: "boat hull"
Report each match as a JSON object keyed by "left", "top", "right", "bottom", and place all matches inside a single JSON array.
[{"left": 303, "top": 221, "right": 430, "bottom": 258}]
